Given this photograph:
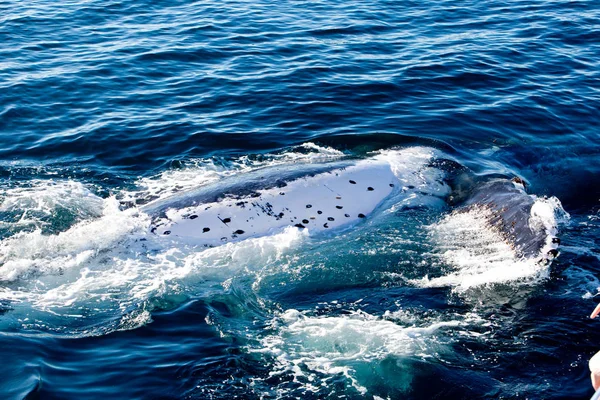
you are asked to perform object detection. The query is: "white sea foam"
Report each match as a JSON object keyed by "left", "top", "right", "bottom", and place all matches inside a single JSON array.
[
  {"left": 255, "top": 308, "right": 474, "bottom": 395},
  {"left": 0, "top": 180, "right": 104, "bottom": 230},
  {"left": 529, "top": 196, "right": 570, "bottom": 256},
  {"left": 0, "top": 197, "right": 148, "bottom": 283}
]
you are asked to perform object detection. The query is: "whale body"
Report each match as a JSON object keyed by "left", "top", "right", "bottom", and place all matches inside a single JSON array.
[{"left": 144, "top": 147, "right": 562, "bottom": 263}]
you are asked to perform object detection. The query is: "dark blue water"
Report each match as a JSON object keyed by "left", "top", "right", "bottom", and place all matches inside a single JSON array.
[{"left": 1, "top": 0, "right": 599, "bottom": 398}]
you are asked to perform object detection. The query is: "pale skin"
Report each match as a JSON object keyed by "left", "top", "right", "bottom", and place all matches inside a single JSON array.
[
  {"left": 591, "top": 351, "right": 600, "bottom": 391},
  {"left": 590, "top": 303, "right": 600, "bottom": 390}
]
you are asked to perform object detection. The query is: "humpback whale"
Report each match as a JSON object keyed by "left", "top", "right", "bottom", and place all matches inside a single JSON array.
[{"left": 144, "top": 147, "right": 562, "bottom": 264}]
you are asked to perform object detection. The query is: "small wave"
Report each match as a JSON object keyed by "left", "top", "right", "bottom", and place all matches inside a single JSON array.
[{"left": 0, "top": 197, "right": 147, "bottom": 283}]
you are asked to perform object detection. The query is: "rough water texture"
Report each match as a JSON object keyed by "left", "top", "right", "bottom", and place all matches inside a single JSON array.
[{"left": 1, "top": 0, "right": 599, "bottom": 399}]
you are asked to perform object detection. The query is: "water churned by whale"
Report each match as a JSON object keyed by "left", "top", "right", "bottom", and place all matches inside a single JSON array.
[{"left": 0, "top": 144, "right": 568, "bottom": 339}]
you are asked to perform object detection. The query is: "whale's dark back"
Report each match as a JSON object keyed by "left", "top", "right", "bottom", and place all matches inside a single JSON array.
[{"left": 464, "top": 180, "right": 546, "bottom": 259}]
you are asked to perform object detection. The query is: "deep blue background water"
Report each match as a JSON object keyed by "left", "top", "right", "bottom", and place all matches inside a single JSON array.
[{"left": 1, "top": 0, "right": 599, "bottom": 398}]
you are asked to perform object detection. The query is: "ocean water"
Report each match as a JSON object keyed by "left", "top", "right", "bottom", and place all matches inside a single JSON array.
[{"left": 1, "top": 0, "right": 599, "bottom": 399}]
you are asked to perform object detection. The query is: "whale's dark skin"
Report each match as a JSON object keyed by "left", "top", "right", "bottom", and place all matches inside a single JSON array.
[
  {"left": 452, "top": 178, "right": 560, "bottom": 263},
  {"left": 464, "top": 180, "right": 541, "bottom": 258}
]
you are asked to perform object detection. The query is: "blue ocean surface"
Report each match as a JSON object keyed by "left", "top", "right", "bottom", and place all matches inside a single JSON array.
[{"left": 1, "top": 0, "right": 599, "bottom": 398}]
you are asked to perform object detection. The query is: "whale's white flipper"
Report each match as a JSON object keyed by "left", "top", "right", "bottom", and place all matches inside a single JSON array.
[{"left": 150, "top": 157, "right": 400, "bottom": 245}]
